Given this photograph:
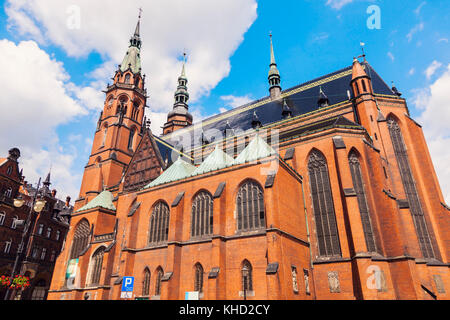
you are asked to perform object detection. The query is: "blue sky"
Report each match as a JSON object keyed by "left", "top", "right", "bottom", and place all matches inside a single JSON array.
[{"left": 0, "top": 0, "right": 448, "bottom": 202}]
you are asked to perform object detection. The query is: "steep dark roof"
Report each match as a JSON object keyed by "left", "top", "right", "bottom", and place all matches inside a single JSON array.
[{"left": 160, "top": 62, "right": 394, "bottom": 152}]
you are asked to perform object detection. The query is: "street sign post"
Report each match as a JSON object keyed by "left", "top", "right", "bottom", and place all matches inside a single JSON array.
[{"left": 121, "top": 276, "right": 134, "bottom": 299}]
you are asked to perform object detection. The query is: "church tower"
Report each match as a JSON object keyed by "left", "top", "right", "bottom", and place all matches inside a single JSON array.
[
  {"left": 76, "top": 14, "right": 147, "bottom": 206},
  {"left": 163, "top": 54, "right": 193, "bottom": 135}
]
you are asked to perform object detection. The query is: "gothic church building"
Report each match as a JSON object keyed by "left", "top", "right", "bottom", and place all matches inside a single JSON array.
[{"left": 48, "top": 17, "right": 449, "bottom": 300}]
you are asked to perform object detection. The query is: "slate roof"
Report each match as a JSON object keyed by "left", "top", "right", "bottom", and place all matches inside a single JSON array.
[
  {"left": 161, "top": 62, "right": 394, "bottom": 150},
  {"left": 76, "top": 190, "right": 116, "bottom": 213}
]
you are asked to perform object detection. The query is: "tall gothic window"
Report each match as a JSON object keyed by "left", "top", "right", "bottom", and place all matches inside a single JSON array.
[
  {"left": 194, "top": 263, "right": 204, "bottom": 293},
  {"left": 89, "top": 246, "right": 105, "bottom": 286},
  {"left": 128, "top": 128, "right": 136, "bottom": 151},
  {"left": 148, "top": 202, "right": 170, "bottom": 245},
  {"left": 348, "top": 151, "right": 377, "bottom": 253},
  {"left": 236, "top": 180, "right": 265, "bottom": 232},
  {"left": 155, "top": 267, "right": 163, "bottom": 296},
  {"left": 308, "top": 150, "right": 341, "bottom": 257},
  {"left": 125, "top": 74, "right": 131, "bottom": 84},
  {"left": 387, "top": 116, "right": 435, "bottom": 259},
  {"left": 142, "top": 268, "right": 150, "bottom": 296},
  {"left": 241, "top": 260, "right": 253, "bottom": 292},
  {"left": 191, "top": 191, "right": 213, "bottom": 238},
  {"left": 69, "top": 219, "right": 90, "bottom": 259}
]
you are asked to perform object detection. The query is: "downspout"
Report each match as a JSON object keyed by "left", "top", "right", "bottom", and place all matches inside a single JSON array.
[{"left": 301, "top": 180, "right": 317, "bottom": 299}]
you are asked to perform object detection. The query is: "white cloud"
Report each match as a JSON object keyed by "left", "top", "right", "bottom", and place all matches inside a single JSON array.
[
  {"left": 406, "top": 22, "right": 424, "bottom": 42},
  {"left": 5, "top": 0, "right": 258, "bottom": 117},
  {"left": 438, "top": 38, "right": 449, "bottom": 43},
  {"left": 220, "top": 95, "right": 253, "bottom": 109},
  {"left": 387, "top": 52, "right": 395, "bottom": 62},
  {"left": 0, "top": 39, "right": 97, "bottom": 200},
  {"left": 409, "top": 68, "right": 415, "bottom": 76},
  {"left": 424, "top": 60, "right": 442, "bottom": 80},
  {"left": 414, "top": 1, "right": 426, "bottom": 16},
  {"left": 325, "top": 0, "right": 354, "bottom": 10},
  {"left": 414, "top": 64, "right": 450, "bottom": 203},
  {"left": 3, "top": 0, "right": 258, "bottom": 197}
]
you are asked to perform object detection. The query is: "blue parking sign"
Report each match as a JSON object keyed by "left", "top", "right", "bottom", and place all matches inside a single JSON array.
[{"left": 121, "top": 276, "right": 134, "bottom": 292}]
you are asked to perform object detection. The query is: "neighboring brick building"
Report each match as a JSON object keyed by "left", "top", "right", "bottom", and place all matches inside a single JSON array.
[
  {"left": 0, "top": 148, "right": 72, "bottom": 300},
  {"left": 48, "top": 16, "right": 449, "bottom": 300}
]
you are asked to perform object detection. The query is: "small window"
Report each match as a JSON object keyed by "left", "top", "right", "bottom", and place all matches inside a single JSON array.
[
  {"left": 46, "top": 227, "right": 52, "bottom": 238},
  {"left": 194, "top": 263, "right": 204, "bottom": 293},
  {"left": 37, "top": 224, "right": 44, "bottom": 235},
  {"left": 11, "top": 216, "right": 19, "bottom": 229},
  {"left": 304, "top": 269, "right": 310, "bottom": 295},
  {"left": 362, "top": 80, "right": 367, "bottom": 92},
  {"left": 6, "top": 166, "right": 12, "bottom": 175},
  {"left": 56, "top": 230, "right": 61, "bottom": 241},
  {"left": 125, "top": 74, "right": 131, "bottom": 84},
  {"left": 32, "top": 247, "right": 39, "bottom": 259},
  {"left": 41, "top": 248, "right": 47, "bottom": 260},
  {"left": 50, "top": 250, "right": 56, "bottom": 262},
  {"left": 241, "top": 260, "right": 253, "bottom": 293},
  {"left": 4, "top": 239, "right": 12, "bottom": 254},
  {"left": 0, "top": 212, "right": 5, "bottom": 225},
  {"left": 155, "top": 268, "right": 163, "bottom": 296},
  {"left": 370, "top": 115, "right": 374, "bottom": 122},
  {"left": 5, "top": 188, "right": 12, "bottom": 198}
]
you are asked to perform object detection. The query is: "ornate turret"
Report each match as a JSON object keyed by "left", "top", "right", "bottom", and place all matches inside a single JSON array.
[
  {"left": 163, "top": 53, "right": 193, "bottom": 135},
  {"left": 268, "top": 34, "right": 282, "bottom": 99}
]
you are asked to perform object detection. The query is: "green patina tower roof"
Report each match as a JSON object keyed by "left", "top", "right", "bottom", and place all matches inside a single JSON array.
[
  {"left": 144, "top": 157, "right": 196, "bottom": 188},
  {"left": 120, "top": 15, "right": 142, "bottom": 74},
  {"left": 76, "top": 190, "right": 116, "bottom": 213},
  {"left": 192, "top": 145, "right": 234, "bottom": 176},
  {"left": 234, "top": 135, "right": 278, "bottom": 165}
]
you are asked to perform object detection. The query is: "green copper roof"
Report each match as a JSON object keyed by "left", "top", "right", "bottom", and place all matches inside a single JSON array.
[
  {"left": 76, "top": 190, "right": 116, "bottom": 213},
  {"left": 144, "top": 157, "right": 196, "bottom": 188},
  {"left": 234, "top": 135, "right": 277, "bottom": 165},
  {"left": 192, "top": 145, "right": 234, "bottom": 176},
  {"left": 120, "top": 46, "right": 141, "bottom": 74}
]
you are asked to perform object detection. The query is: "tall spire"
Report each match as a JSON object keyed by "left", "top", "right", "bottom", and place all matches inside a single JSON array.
[
  {"left": 120, "top": 10, "right": 142, "bottom": 73},
  {"left": 268, "top": 33, "right": 281, "bottom": 99},
  {"left": 162, "top": 52, "right": 193, "bottom": 135}
]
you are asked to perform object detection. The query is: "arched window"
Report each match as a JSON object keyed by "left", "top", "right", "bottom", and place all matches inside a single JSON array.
[
  {"left": 308, "top": 150, "right": 341, "bottom": 257},
  {"left": 128, "top": 128, "right": 136, "bottom": 151},
  {"left": 56, "top": 230, "right": 61, "bottom": 241},
  {"left": 6, "top": 166, "right": 12, "bottom": 175},
  {"left": 37, "top": 224, "right": 44, "bottom": 235},
  {"left": 194, "top": 263, "right": 204, "bottom": 293},
  {"left": 387, "top": 116, "right": 435, "bottom": 259},
  {"left": 155, "top": 267, "right": 164, "bottom": 296},
  {"left": 69, "top": 219, "right": 90, "bottom": 259},
  {"left": 125, "top": 74, "right": 131, "bottom": 84},
  {"left": 148, "top": 202, "right": 170, "bottom": 244},
  {"left": 236, "top": 180, "right": 265, "bottom": 232},
  {"left": 348, "top": 151, "right": 377, "bottom": 253},
  {"left": 241, "top": 260, "right": 253, "bottom": 292},
  {"left": 46, "top": 227, "right": 52, "bottom": 238},
  {"left": 191, "top": 191, "right": 213, "bottom": 238},
  {"left": 101, "top": 125, "right": 108, "bottom": 147},
  {"left": 142, "top": 268, "right": 150, "bottom": 296},
  {"left": 89, "top": 246, "right": 105, "bottom": 286}
]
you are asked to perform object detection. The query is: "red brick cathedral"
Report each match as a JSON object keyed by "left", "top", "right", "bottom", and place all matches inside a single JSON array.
[{"left": 48, "top": 17, "right": 449, "bottom": 300}]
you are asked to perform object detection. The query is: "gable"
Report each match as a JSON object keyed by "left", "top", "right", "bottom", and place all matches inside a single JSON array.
[{"left": 122, "top": 130, "right": 166, "bottom": 192}]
